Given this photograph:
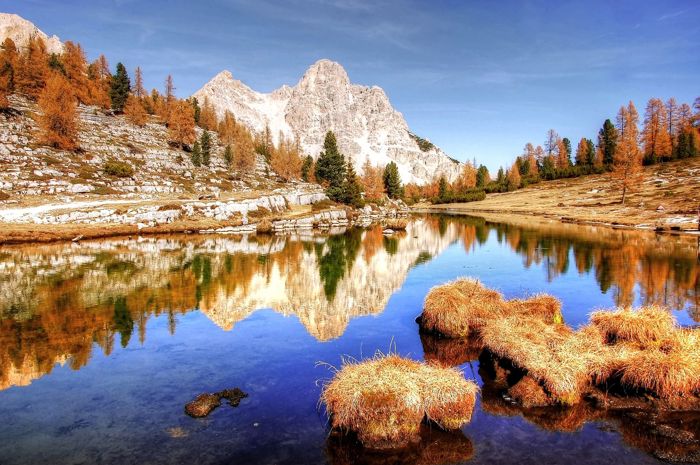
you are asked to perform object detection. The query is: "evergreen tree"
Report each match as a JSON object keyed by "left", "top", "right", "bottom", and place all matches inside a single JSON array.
[
  {"left": 301, "top": 154, "right": 314, "bottom": 182},
  {"left": 223, "top": 145, "right": 233, "bottom": 167},
  {"left": 109, "top": 62, "right": 130, "bottom": 112},
  {"left": 383, "top": 161, "right": 403, "bottom": 199},
  {"left": 437, "top": 175, "right": 448, "bottom": 201},
  {"left": 476, "top": 165, "right": 490, "bottom": 188},
  {"left": 341, "top": 158, "right": 363, "bottom": 207},
  {"left": 598, "top": 119, "right": 617, "bottom": 165},
  {"left": 191, "top": 141, "right": 202, "bottom": 167},
  {"left": 562, "top": 137, "right": 572, "bottom": 164},
  {"left": 585, "top": 139, "right": 596, "bottom": 166},
  {"left": 496, "top": 167, "right": 505, "bottom": 184},
  {"left": 315, "top": 131, "right": 346, "bottom": 201},
  {"left": 200, "top": 130, "right": 211, "bottom": 166},
  {"left": 190, "top": 97, "right": 201, "bottom": 124}
]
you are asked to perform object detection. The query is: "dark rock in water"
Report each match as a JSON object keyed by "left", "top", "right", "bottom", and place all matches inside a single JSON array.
[
  {"left": 185, "top": 393, "right": 221, "bottom": 418},
  {"left": 185, "top": 388, "right": 248, "bottom": 418},
  {"left": 220, "top": 387, "right": 248, "bottom": 407}
]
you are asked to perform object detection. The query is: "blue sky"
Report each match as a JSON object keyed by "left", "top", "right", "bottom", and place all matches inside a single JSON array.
[{"left": 4, "top": 0, "right": 699, "bottom": 171}]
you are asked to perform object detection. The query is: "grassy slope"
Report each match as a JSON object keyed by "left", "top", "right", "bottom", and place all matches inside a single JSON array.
[{"left": 428, "top": 158, "right": 700, "bottom": 231}]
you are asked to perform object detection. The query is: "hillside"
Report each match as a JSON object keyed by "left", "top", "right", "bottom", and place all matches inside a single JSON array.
[
  {"left": 194, "top": 59, "right": 463, "bottom": 185},
  {"left": 428, "top": 158, "right": 700, "bottom": 232}
]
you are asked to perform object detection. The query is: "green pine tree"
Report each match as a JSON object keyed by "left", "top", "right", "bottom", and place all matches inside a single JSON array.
[
  {"left": 191, "top": 97, "right": 201, "bottom": 124},
  {"left": 200, "top": 130, "right": 211, "bottom": 167},
  {"left": 301, "top": 155, "right": 314, "bottom": 182},
  {"left": 598, "top": 119, "right": 617, "bottom": 165},
  {"left": 437, "top": 175, "right": 448, "bottom": 201},
  {"left": 315, "top": 131, "right": 346, "bottom": 201},
  {"left": 109, "top": 62, "right": 130, "bottom": 112},
  {"left": 476, "top": 165, "right": 490, "bottom": 188},
  {"left": 342, "top": 158, "right": 364, "bottom": 207},
  {"left": 191, "top": 141, "right": 202, "bottom": 167},
  {"left": 223, "top": 145, "right": 233, "bottom": 167},
  {"left": 383, "top": 161, "right": 403, "bottom": 199},
  {"left": 496, "top": 167, "right": 505, "bottom": 184}
]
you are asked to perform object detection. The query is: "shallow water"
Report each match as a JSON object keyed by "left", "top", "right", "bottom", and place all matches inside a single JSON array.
[{"left": 0, "top": 214, "right": 698, "bottom": 465}]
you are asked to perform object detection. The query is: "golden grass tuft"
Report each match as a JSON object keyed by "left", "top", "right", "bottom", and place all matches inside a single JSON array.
[
  {"left": 507, "top": 294, "right": 564, "bottom": 325},
  {"left": 590, "top": 306, "right": 677, "bottom": 345},
  {"left": 421, "top": 278, "right": 506, "bottom": 337},
  {"left": 320, "top": 354, "right": 478, "bottom": 449},
  {"left": 619, "top": 329, "right": 700, "bottom": 399}
]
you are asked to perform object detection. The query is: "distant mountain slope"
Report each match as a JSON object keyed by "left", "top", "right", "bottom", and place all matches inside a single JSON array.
[
  {"left": 194, "top": 59, "right": 462, "bottom": 185},
  {"left": 0, "top": 12, "right": 63, "bottom": 54}
]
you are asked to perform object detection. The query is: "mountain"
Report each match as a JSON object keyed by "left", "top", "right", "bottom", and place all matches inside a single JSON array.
[
  {"left": 193, "top": 60, "right": 463, "bottom": 185},
  {"left": 0, "top": 13, "right": 63, "bottom": 54}
]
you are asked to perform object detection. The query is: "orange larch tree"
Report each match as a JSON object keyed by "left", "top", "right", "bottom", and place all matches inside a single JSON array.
[
  {"left": 360, "top": 159, "right": 385, "bottom": 201},
  {"left": 270, "top": 132, "right": 302, "bottom": 181},
  {"left": 37, "top": 72, "right": 79, "bottom": 150},
  {"left": 641, "top": 97, "right": 671, "bottom": 163},
  {"left": 62, "top": 41, "right": 90, "bottom": 104},
  {"left": 198, "top": 96, "right": 218, "bottom": 130},
  {"left": 15, "top": 36, "right": 49, "bottom": 99},
  {"left": 87, "top": 55, "right": 111, "bottom": 109},
  {"left": 167, "top": 99, "right": 195, "bottom": 149},
  {"left": 612, "top": 101, "right": 643, "bottom": 205},
  {"left": 455, "top": 162, "right": 477, "bottom": 192},
  {"left": 0, "top": 38, "right": 19, "bottom": 108},
  {"left": 124, "top": 94, "right": 147, "bottom": 126},
  {"left": 133, "top": 66, "right": 146, "bottom": 99}
]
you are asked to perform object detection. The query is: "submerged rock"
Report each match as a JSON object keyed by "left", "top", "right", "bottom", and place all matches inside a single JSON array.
[
  {"left": 185, "top": 388, "right": 248, "bottom": 418},
  {"left": 185, "top": 393, "right": 221, "bottom": 418}
]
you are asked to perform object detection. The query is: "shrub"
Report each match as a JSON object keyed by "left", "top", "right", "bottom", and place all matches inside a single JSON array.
[{"left": 103, "top": 160, "right": 134, "bottom": 178}]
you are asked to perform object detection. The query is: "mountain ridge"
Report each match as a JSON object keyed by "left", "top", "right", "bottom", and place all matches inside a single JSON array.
[{"left": 194, "top": 59, "right": 463, "bottom": 185}]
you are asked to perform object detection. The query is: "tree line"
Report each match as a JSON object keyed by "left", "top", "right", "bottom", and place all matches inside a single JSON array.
[{"left": 419, "top": 96, "right": 699, "bottom": 205}]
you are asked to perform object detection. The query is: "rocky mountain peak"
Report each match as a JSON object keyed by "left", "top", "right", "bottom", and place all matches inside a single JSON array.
[
  {"left": 0, "top": 13, "right": 63, "bottom": 54},
  {"left": 296, "top": 59, "right": 351, "bottom": 90}
]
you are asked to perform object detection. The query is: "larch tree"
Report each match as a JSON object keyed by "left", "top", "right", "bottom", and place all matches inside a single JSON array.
[
  {"left": 556, "top": 137, "right": 570, "bottom": 169},
  {"left": 456, "top": 162, "right": 477, "bottom": 192},
  {"left": 87, "top": 55, "right": 111, "bottom": 109},
  {"left": 666, "top": 97, "right": 679, "bottom": 155},
  {"left": 167, "top": 99, "right": 196, "bottom": 149},
  {"left": 15, "top": 36, "right": 49, "bottom": 99},
  {"left": 612, "top": 101, "right": 643, "bottom": 205},
  {"left": 315, "top": 131, "right": 346, "bottom": 201},
  {"left": 360, "top": 159, "right": 385, "bottom": 201},
  {"left": 575, "top": 137, "right": 589, "bottom": 166},
  {"left": 62, "top": 41, "right": 90, "bottom": 104},
  {"left": 162, "top": 74, "right": 175, "bottom": 120},
  {"left": 232, "top": 125, "right": 256, "bottom": 174},
  {"left": 522, "top": 143, "right": 538, "bottom": 175},
  {"left": 382, "top": 161, "right": 403, "bottom": 199},
  {"left": 641, "top": 98, "right": 671, "bottom": 164},
  {"left": 133, "top": 66, "right": 146, "bottom": 99},
  {"left": 544, "top": 129, "right": 559, "bottom": 159},
  {"left": 37, "top": 72, "right": 78, "bottom": 150},
  {"left": 123, "top": 94, "right": 147, "bottom": 126},
  {"left": 199, "top": 96, "right": 218, "bottom": 130},
  {"left": 506, "top": 162, "right": 521, "bottom": 191},
  {"left": 270, "top": 132, "right": 303, "bottom": 181},
  {"left": 109, "top": 63, "right": 130, "bottom": 112},
  {"left": 0, "top": 38, "right": 18, "bottom": 108}
]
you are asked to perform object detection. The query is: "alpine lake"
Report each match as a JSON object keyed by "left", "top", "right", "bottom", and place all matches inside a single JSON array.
[{"left": 0, "top": 213, "right": 698, "bottom": 465}]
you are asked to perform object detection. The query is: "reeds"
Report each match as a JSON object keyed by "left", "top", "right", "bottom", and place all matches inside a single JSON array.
[{"left": 320, "top": 353, "right": 478, "bottom": 448}]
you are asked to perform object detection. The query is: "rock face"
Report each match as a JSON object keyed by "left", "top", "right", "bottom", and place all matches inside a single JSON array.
[
  {"left": 193, "top": 60, "right": 463, "bottom": 185},
  {"left": 0, "top": 13, "right": 63, "bottom": 54}
]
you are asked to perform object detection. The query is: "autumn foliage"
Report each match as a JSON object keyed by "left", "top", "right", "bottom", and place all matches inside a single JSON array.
[
  {"left": 124, "top": 94, "right": 148, "bottom": 127},
  {"left": 612, "top": 101, "right": 643, "bottom": 204},
  {"left": 167, "top": 99, "right": 196, "bottom": 149},
  {"left": 37, "top": 73, "right": 79, "bottom": 151}
]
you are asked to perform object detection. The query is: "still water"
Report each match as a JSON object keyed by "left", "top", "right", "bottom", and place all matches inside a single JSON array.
[{"left": 0, "top": 214, "right": 698, "bottom": 465}]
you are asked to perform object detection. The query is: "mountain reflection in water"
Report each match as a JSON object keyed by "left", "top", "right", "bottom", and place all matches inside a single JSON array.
[{"left": 0, "top": 215, "right": 698, "bottom": 392}]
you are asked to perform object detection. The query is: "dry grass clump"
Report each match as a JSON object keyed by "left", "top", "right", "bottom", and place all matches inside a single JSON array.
[
  {"left": 384, "top": 218, "right": 408, "bottom": 230},
  {"left": 507, "top": 294, "right": 563, "bottom": 325},
  {"left": 590, "top": 306, "right": 676, "bottom": 345},
  {"left": 421, "top": 278, "right": 506, "bottom": 337},
  {"left": 320, "top": 354, "right": 478, "bottom": 448},
  {"left": 479, "top": 318, "right": 610, "bottom": 404},
  {"left": 619, "top": 329, "right": 700, "bottom": 400}
]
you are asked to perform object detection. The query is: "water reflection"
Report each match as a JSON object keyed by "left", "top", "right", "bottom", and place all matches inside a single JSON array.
[{"left": 0, "top": 215, "right": 698, "bottom": 394}]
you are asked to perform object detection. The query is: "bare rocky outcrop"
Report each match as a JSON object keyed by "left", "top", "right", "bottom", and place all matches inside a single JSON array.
[
  {"left": 0, "top": 13, "right": 63, "bottom": 54},
  {"left": 193, "top": 59, "right": 463, "bottom": 185}
]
